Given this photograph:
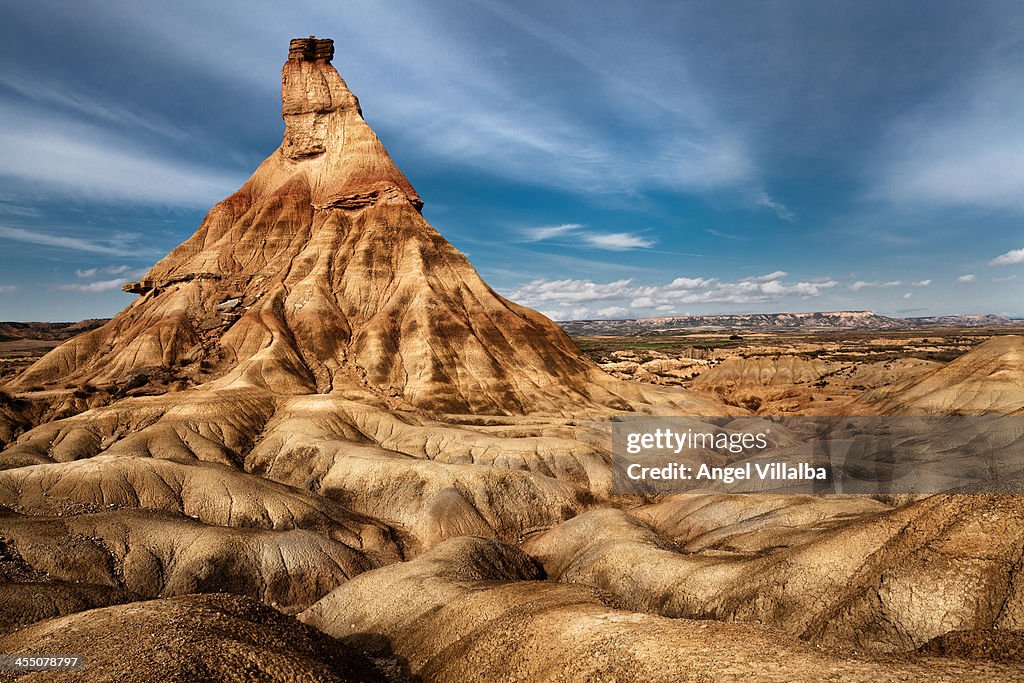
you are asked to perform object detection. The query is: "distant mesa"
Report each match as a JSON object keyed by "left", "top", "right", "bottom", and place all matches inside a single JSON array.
[{"left": 560, "top": 311, "right": 1016, "bottom": 335}]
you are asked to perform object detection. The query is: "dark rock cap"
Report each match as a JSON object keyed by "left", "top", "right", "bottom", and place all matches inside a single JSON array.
[{"left": 288, "top": 36, "right": 334, "bottom": 63}]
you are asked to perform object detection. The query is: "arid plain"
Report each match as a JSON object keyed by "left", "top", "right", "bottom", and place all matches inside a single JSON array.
[{"left": 1, "top": 38, "right": 1024, "bottom": 682}]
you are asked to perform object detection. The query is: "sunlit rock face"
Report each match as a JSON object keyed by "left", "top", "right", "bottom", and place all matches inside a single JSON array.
[{"left": 10, "top": 37, "right": 683, "bottom": 417}]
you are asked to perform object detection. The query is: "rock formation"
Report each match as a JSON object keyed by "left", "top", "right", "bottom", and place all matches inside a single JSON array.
[
  {"left": 0, "top": 594, "right": 386, "bottom": 681},
  {"left": 1, "top": 37, "right": 1022, "bottom": 682},
  {"left": 9, "top": 36, "right": 675, "bottom": 417},
  {"left": 851, "top": 335, "right": 1024, "bottom": 415},
  {"left": 300, "top": 535, "right": 1023, "bottom": 681}
]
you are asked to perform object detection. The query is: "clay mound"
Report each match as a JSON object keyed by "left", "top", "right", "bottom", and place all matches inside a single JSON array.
[
  {"left": 692, "top": 355, "right": 833, "bottom": 389},
  {"left": 5, "top": 40, "right": 668, "bottom": 417},
  {"left": 0, "top": 455, "right": 400, "bottom": 556},
  {"left": 688, "top": 354, "right": 840, "bottom": 413},
  {"left": 0, "top": 387, "right": 603, "bottom": 550},
  {"left": 0, "top": 533, "right": 140, "bottom": 634},
  {"left": 0, "top": 582, "right": 139, "bottom": 635},
  {"left": 523, "top": 495, "right": 1024, "bottom": 654},
  {"left": 0, "top": 508, "right": 378, "bottom": 612},
  {"left": 0, "top": 593, "right": 386, "bottom": 682},
  {"left": 854, "top": 335, "right": 1024, "bottom": 415},
  {"left": 301, "top": 535, "right": 1016, "bottom": 682}
]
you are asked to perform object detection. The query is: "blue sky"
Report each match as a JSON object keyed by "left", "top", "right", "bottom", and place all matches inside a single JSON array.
[{"left": 0, "top": 1, "right": 1022, "bottom": 321}]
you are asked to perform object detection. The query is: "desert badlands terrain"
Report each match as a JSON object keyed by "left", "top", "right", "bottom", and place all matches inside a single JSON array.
[{"left": 1, "top": 38, "right": 1024, "bottom": 681}]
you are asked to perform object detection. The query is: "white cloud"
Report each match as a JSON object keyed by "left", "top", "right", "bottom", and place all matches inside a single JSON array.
[
  {"left": 956, "top": 274, "right": 976, "bottom": 283},
  {"left": 0, "top": 284, "right": 16, "bottom": 294},
  {"left": 57, "top": 278, "right": 130, "bottom": 293},
  {"left": 990, "top": 248, "right": 1024, "bottom": 266},
  {"left": 74, "top": 264, "right": 145, "bottom": 279},
  {"left": 506, "top": 278, "right": 634, "bottom": 305},
  {"left": 506, "top": 271, "right": 839, "bottom": 319},
  {"left": 519, "top": 223, "right": 655, "bottom": 250},
  {"left": 777, "top": 280, "right": 839, "bottom": 296},
  {"left": 903, "top": 292, "right": 912, "bottom": 299},
  {"left": 104, "top": 265, "right": 135, "bottom": 275},
  {"left": 850, "top": 280, "right": 905, "bottom": 291},
  {"left": 667, "top": 276, "right": 715, "bottom": 290},
  {"left": 994, "top": 274, "right": 1018, "bottom": 282},
  {"left": 596, "top": 306, "right": 627, "bottom": 317},
  {"left": 742, "top": 271, "right": 788, "bottom": 283},
  {"left": 521, "top": 223, "right": 583, "bottom": 241},
  {"left": 580, "top": 232, "right": 655, "bottom": 250},
  {"left": 914, "top": 279, "right": 932, "bottom": 287}
]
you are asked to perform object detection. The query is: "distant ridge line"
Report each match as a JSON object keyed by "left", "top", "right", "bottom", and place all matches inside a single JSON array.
[{"left": 559, "top": 311, "right": 1016, "bottom": 335}]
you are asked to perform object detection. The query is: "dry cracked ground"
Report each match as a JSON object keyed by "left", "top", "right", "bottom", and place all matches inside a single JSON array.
[{"left": 2, "top": 37, "right": 1024, "bottom": 682}]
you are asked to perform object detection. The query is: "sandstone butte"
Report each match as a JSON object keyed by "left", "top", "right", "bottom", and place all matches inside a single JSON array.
[
  {"left": 1, "top": 37, "right": 1023, "bottom": 683},
  {"left": 9, "top": 35, "right": 720, "bottom": 418}
]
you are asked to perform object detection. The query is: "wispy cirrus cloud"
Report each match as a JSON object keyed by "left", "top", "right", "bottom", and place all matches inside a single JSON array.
[
  {"left": 850, "top": 280, "right": 901, "bottom": 291},
  {"left": 521, "top": 224, "right": 583, "bottom": 241},
  {"left": 956, "top": 274, "right": 976, "bottom": 283},
  {"left": 704, "top": 228, "right": 748, "bottom": 242},
  {"left": 75, "top": 265, "right": 138, "bottom": 279},
  {"left": 851, "top": 278, "right": 933, "bottom": 290},
  {"left": 459, "top": 0, "right": 757, "bottom": 196},
  {"left": 872, "top": 64, "right": 1024, "bottom": 210},
  {"left": 62, "top": 264, "right": 148, "bottom": 292},
  {"left": 0, "top": 225, "right": 148, "bottom": 257},
  {"left": 755, "top": 192, "right": 795, "bottom": 222},
  {"left": 519, "top": 223, "right": 655, "bottom": 251},
  {"left": 581, "top": 232, "right": 655, "bottom": 250},
  {"left": 0, "top": 70, "right": 191, "bottom": 142},
  {"left": 849, "top": 279, "right": 931, "bottom": 291},
  {"left": 57, "top": 278, "right": 131, "bottom": 293},
  {"left": 0, "top": 102, "right": 244, "bottom": 207},
  {"left": 0, "top": 284, "right": 16, "bottom": 294}
]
